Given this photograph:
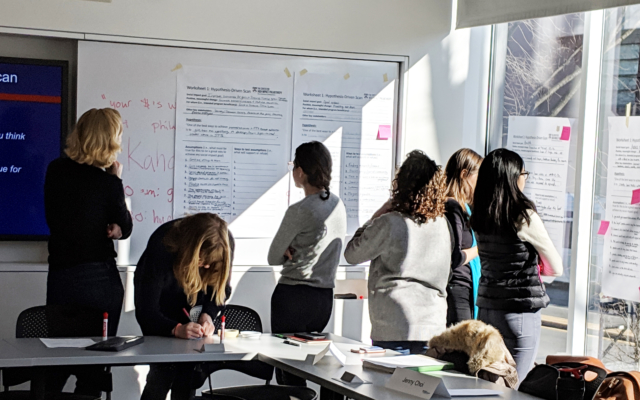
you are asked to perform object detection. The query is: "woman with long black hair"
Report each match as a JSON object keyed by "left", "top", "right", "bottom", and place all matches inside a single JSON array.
[{"left": 470, "top": 148, "right": 562, "bottom": 380}]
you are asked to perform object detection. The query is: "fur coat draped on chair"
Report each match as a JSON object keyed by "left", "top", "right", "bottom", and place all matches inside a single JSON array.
[{"left": 425, "top": 320, "right": 519, "bottom": 388}]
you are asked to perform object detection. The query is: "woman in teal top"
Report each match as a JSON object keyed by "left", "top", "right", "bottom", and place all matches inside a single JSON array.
[{"left": 443, "top": 148, "right": 483, "bottom": 325}]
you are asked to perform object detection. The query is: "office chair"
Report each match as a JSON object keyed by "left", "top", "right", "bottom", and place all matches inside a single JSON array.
[
  {"left": 0, "top": 305, "right": 112, "bottom": 400},
  {"left": 199, "top": 305, "right": 317, "bottom": 400}
]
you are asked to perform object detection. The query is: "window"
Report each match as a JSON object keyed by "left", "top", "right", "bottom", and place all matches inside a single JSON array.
[
  {"left": 585, "top": 5, "right": 640, "bottom": 371},
  {"left": 488, "top": 14, "right": 585, "bottom": 363}
]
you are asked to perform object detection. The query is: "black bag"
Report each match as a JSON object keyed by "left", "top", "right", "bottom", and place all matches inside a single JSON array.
[{"left": 519, "top": 362, "right": 608, "bottom": 400}]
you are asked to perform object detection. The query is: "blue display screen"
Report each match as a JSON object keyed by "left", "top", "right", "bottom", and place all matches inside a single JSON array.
[{"left": 0, "top": 60, "right": 66, "bottom": 238}]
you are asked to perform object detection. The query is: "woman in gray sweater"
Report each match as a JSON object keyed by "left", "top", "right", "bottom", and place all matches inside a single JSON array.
[
  {"left": 345, "top": 150, "right": 452, "bottom": 354},
  {"left": 268, "top": 141, "right": 347, "bottom": 384}
]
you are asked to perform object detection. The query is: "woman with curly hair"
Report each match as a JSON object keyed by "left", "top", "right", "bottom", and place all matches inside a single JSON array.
[{"left": 344, "top": 150, "right": 452, "bottom": 354}]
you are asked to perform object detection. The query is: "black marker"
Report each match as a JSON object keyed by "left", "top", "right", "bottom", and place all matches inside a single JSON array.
[{"left": 283, "top": 340, "right": 300, "bottom": 347}]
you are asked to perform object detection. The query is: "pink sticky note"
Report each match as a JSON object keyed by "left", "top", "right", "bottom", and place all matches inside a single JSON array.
[
  {"left": 560, "top": 126, "right": 571, "bottom": 141},
  {"left": 377, "top": 125, "right": 392, "bottom": 140},
  {"left": 597, "top": 221, "right": 610, "bottom": 235},
  {"left": 632, "top": 188, "right": 640, "bottom": 204}
]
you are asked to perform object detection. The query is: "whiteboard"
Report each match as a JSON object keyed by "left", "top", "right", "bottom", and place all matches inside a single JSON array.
[{"left": 77, "top": 41, "right": 399, "bottom": 265}]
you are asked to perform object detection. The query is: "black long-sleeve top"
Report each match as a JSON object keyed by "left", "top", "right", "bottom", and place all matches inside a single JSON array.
[
  {"left": 444, "top": 199, "right": 473, "bottom": 288},
  {"left": 44, "top": 157, "right": 133, "bottom": 269},
  {"left": 134, "top": 219, "right": 234, "bottom": 337}
]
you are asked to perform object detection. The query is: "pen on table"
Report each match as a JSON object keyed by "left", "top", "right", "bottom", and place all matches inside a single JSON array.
[
  {"left": 102, "top": 312, "right": 108, "bottom": 340},
  {"left": 283, "top": 340, "right": 300, "bottom": 347}
]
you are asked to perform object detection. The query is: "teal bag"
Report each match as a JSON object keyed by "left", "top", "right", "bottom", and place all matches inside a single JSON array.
[{"left": 465, "top": 204, "right": 481, "bottom": 319}]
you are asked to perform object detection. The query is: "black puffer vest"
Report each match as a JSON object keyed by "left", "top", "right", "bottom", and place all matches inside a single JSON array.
[{"left": 475, "top": 230, "right": 549, "bottom": 312}]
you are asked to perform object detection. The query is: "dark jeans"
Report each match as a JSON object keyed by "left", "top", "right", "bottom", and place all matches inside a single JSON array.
[
  {"left": 271, "top": 283, "right": 333, "bottom": 386},
  {"left": 446, "top": 284, "right": 474, "bottom": 327},
  {"left": 141, "top": 364, "right": 199, "bottom": 400},
  {"left": 478, "top": 307, "right": 541, "bottom": 382},
  {"left": 46, "top": 259, "right": 124, "bottom": 396},
  {"left": 372, "top": 341, "right": 427, "bottom": 355}
]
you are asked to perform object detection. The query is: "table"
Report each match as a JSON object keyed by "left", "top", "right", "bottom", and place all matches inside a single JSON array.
[
  {"left": 0, "top": 336, "right": 252, "bottom": 400},
  {"left": 0, "top": 334, "right": 542, "bottom": 400},
  {"left": 234, "top": 334, "right": 542, "bottom": 400}
]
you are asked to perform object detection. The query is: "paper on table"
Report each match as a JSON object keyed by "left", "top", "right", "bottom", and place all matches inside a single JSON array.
[
  {"left": 365, "top": 355, "right": 451, "bottom": 369},
  {"left": 447, "top": 389, "right": 502, "bottom": 397},
  {"left": 40, "top": 338, "right": 95, "bottom": 348}
]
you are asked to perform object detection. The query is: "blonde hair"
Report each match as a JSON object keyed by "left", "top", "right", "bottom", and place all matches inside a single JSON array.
[
  {"left": 445, "top": 148, "right": 483, "bottom": 211},
  {"left": 65, "top": 108, "right": 123, "bottom": 168},
  {"left": 164, "top": 213, "right": 231, "bottom": 306}
]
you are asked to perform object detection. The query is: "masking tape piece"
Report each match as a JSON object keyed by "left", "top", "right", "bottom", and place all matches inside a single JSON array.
[
  {"left": 383, "top": 73, "right": 388, "bottom": 83},
  {"left": 344, "top": 73, "right": 350, "bottom": 80},
  {"left": 284, "top": 67, "right": 292, "bottom": 78},
  {"left": 626, "top": 103, "right": 632, "bottom": 128},
  {"left": 171, "top": 63, "right": 183, "bottom": 72},
  {"left": 300, "top": 69, "right": 308, "bottom": 76}
]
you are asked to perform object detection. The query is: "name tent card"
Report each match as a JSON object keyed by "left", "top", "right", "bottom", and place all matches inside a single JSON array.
[
  {"left": 386, "top": 368, "right": 445, "bottom": 399},
  {"left": 329, "top": 342, "right": 347, "bottom": 366},
  {"left": 331, "top": 371, "right": 371, "bottom": 385},
  {"left": 386, "top": 369, "right": 503, "bottom": 398},
  {"left": 305, "top": 344, "right": 331, "bottom": 365}
]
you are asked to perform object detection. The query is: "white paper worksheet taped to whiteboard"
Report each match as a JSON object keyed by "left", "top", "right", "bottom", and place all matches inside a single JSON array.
[
  {"left": 174, "top": 66, "right": 292, "bottom": 237},
  {"left": 77, "top": 41, "right": 399, "bottom": 265},
  {"left": 291, "top": 73, "right": 395, "bottom": 234}
]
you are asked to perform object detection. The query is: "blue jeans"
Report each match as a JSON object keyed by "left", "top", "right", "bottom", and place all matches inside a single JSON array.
[{"left": 478, "top": 308, "right": 541, "bottom": 382}]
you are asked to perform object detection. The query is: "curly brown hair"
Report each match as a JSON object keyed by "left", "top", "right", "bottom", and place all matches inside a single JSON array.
[{"left": 389, "top": 150, "right": 447, "bottom": 224}]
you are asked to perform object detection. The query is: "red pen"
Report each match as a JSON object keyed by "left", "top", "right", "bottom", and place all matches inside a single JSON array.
[
  {"left": 220, "top": 315, "right": 226, "bottom": 342},
  {"left": 182, "top": 308, "right": 191, "bottom": 320},
  {"left": 102, "top": 312, "right": 108, "bottom": 340}
]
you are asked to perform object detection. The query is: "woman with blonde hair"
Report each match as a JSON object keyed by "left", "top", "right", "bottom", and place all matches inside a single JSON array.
[
  {"left": 44, "top": 108, "right": 132, "bottom": 395},
  {"left": 444, "top": 148, "right": 483, "bottom": 326},
  {"left": 345, "top": 150, "right": 452, "bottom": 354},
  {"left": 134, "top": 212, "right": 233, "bottom": 400}
]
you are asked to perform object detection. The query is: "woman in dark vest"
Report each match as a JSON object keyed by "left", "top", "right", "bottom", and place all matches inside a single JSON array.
[{"left": 470, "top": 148, "right": 562, "bottom": 380}]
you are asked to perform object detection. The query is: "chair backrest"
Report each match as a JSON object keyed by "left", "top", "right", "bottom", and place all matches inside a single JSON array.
[
  {"left": 16, "top": 305, "right": 104, "bottom": 338},
  {"left": 213, "top": 305, "right": 263, "bottom": 333}
]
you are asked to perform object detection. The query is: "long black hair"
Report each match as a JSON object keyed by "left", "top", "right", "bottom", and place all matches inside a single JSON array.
[
  {"left": 294, "top": 141, "right": 332, "bottom": 200},
  {"left": 470, "top": 148, "right": 536, "bottom": 234}
]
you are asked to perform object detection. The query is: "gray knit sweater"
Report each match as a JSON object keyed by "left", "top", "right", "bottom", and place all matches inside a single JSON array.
[
  {"left": 267, "top": 192, "right": 347, "bottom": 288},
  {"left": 344, "top": 212, "right": 452, "bottom": 342}
]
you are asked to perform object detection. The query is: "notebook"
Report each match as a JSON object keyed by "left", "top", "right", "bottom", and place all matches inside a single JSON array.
[{"left": 363, "top": 355, "right": 454, "bottom": 373}]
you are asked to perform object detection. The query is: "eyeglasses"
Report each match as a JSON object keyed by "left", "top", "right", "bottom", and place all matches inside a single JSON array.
[
  {"left": 520, "top": 171, "right": 530, "bottom": 180},
  {"left": 287, "top": 162, "right": 294, "bottom": 172}
]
